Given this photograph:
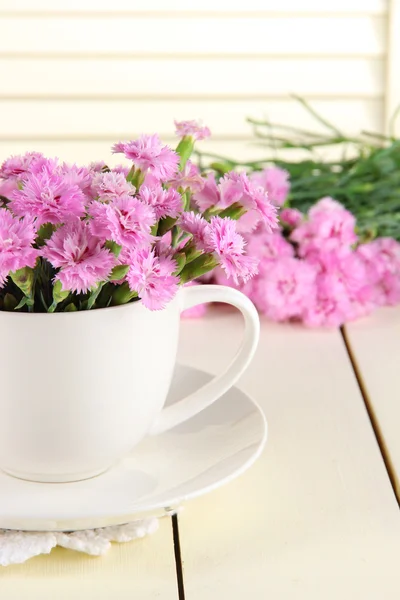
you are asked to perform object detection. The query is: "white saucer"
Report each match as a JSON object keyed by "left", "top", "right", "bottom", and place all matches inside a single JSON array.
[{"left": 0, "top": 365, "right": 267, "bottom": 531}]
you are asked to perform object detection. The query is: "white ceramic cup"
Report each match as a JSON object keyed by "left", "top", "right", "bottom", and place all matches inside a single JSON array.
[{"left": 0, "top": 284, "right": 259, "bottom": 483}]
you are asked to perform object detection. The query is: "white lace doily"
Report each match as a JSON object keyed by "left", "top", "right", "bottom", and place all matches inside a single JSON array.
[{"left": 0, "top": 518, "right": 159, "bottom": 566}]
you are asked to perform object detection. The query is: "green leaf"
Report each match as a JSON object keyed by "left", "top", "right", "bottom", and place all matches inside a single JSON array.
[
  {"left": 109, "top": 264, "right": 129, "bottom": 282},
  {"left": 182, "top": 190, "right": 191, "bottom": 211},
  {"left": 209, "top": 162, "right": 233, "bottom": 175},
  {"left": 182, "top": 241, "right": 203, "bottom": 263},
  {"left": 158, "top": 216, "right": 177, "bottom": 237},
  {"left": 111, "top": 282, "right": 138, "bottom": 306},
  {"left": 10, "top": 266, "right": 35, "bottom": 299},
  {"left": 64, "top": 302, "right": 77, "bottom": 312},
  {"left": 179, "top": 253, "right": 219, "bottom": 284},
  {"left": 127, "top": 166, "right": 144, "bottom": 189},
  {"left": 173, "top": 252, "right": 186, "bottom": 275},
  {"left": 218, "top": 203, "right": 247, "bottom": 220},
  {"left": 105, "top": 240, "right": 122, "bottom": 258},
  {"left": 36, "top": 222, "right": 54, "bottom": 245},
  {"left": 176, "top": 136, "right": 194, "bottom": 170},
  {"left": 48, "top": 280, "right": 70, "bottom": 312},
  {"left": 14, "top": 296, "right": 29, "bottom": 310},
  {"left": 3, "top": 293, "right": 18, "bottom": 311},
  {"left": 53, "top": 280, "right": 70, "bottom": 304},
  {"left": 87, "top": 282, "right": 106, "bottom": 310}
]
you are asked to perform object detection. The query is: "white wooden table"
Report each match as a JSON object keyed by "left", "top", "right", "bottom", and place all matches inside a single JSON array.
[{"left": 2, "top": 307, "right": 400, "bottom": 598}]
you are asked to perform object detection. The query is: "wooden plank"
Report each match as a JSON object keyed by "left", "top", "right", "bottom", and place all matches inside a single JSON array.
[
  {"left": 344, "top": 306, "right": 400, "bottom": 500},
  {"left": 0, "top": 518, "right": 178, "bottom": 599},
  {"left": 0, "top": 17, "right": 385, "bottom": 56},
  {"left": 0, "top": 59, "right": 384, "bottom": 98},
  {"left": 385, "top": 0, "right": 400, "bottom": 135},
  {"left": 0, "top": 99, "right": 383, "bottom": 138},
  {"left": 175, "top": 311, "right": 400, "bottom": 598},
  {"left": 0, "top": 0, "right": 387, "bottom": 15}
]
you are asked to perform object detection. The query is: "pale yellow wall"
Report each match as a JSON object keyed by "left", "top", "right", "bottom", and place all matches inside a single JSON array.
[{"left": 0, "top": 0, "right": 398, "bottom": 165}]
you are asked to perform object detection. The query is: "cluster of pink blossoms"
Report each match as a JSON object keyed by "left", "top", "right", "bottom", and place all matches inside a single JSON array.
[
  {"left": 0, "top": 121, "right": 278, "bottom": 312},
  {"left": 206, "top": 167, "right": 400, "bottom": 327}
]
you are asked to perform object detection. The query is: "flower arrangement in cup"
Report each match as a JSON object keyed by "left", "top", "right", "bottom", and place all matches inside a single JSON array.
[{"left": 0, "top": 121, "right": 277, "bottom": 313}]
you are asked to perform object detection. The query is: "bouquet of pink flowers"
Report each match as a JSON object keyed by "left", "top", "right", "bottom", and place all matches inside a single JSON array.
[
  {"left": 0, "top": 121, "right": 277, "bottom": 313},
  {"left": 208, "top": 166, "right": 400, "bottom": 327}
]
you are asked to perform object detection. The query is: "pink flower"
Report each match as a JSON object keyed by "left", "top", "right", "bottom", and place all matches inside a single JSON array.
[
  {"left": 246, "top": 231, "right": 294, "bottom": 275},
  {"left": 250, "top": 167, "right": 290, "bottom": 207},
  {"left": 42, "top": 220, "right": 115, "bottom": 294},
  {"left": 112, "top": 135, "right": 179, "bottom": 180},
  {"left": 127, "top": 247, "right": 179, "bottom": 310},
  {"left": 193, "top": 172, "right": 219, "bottom": 211},
  {"left": 91, "top": 171, "right": 135, "bottom": 202},
  {"left": 174, "top": 120, "right": 211, "bottom": 141},
  {"left": 308, "top": 196, "right": 344, "bottom": 218},
  {"left": 139, "top": 184, "right": 182, "bottom": 220},
  {"left": 10, "top": 168, "right": 86, "bottom": 227},
  {"left": 218, "top": 172, "right": 278, "bottom": 233},
  {"left": 254, "top": 257, "right": 317, "bottom": 321},
  {"left": 89, "top": 195, "right": 156, "bottom": 249},
  {"left": 303, "top": 276, "right": 353, "bottom": 328},
  {"left": 168, "top": 160, "right": 205, "bottom": 194},
  {"left": 61, "top": 163, "right": 93, "bottom": 198},
  {"left": 280, "top": 207, "right": 303, "bottom": 228},
  {"left": 181, "top": 282, "right": 207, "bottom": 318},
  {"left": 206, "top": 217, "right": 258, "bottom": 284},
  {"left": 357, "top": 238, "right": 400, "bottom": 306},
  {"left": 89, "top": 161, "right": 107, "bottom": 173},
  {"left": 0, "top": 152, "right": 45, "bottom": 181},
  {"left": 0, "top": 178, "right": 19, "bottom": 201},
  {"left": 303, "top": 250, "right": 374, "bottom": 326},
  {"left": 291, "top": 198, "right": 357, "bottom": 258},
  {"left": 179, "top": 212, "right": 210, "bottom": 250},
  {"left": 0, "top": 209, "right": 39, "bottom": 287}
]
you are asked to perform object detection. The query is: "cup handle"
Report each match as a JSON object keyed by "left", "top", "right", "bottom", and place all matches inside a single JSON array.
[{"left": 149, "top": 284, "right": 260, "bottom": 435}]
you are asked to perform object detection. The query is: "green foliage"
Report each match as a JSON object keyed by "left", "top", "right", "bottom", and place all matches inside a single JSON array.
[
  {"left": 196, "top": 98, "right": 400, "bottom": 241},
  {"left": 179, "top": 254, "right": 219, "bottom": 284}
]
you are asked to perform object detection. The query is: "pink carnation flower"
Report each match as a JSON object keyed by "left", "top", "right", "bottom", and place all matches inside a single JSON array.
[
  {"left": 91, "top": 171, "right": 135, "bottom": 202},
  {"left": 179, "top": 212, "right": 210, "bottom": 250},
  {"left": 89, "top": 195, "right": 156, "bottom": 249},
  {"left": 250, "top": 167, "right": 290, "bottom": 207},
  {"left": 357, "top": 238, "right": 400, "bottom": 306},
  {"left": 0, "top": 209, "right": 39, "bottom": 287},
  {"left": 303, "top": 276, "right": 353, "bottom": 328},
  {"left": 61, "top": 163, "right": 93, "bottom": 198},
  {"left": 139, "top": 184, "right": 182, "bottom": 220},
  {"left": 206, "top": 217, "right": 258, "bottom": 284},
  {"left": 218, "top": 172, "right": 278, "bottom": 233},
  {"left": 10, "top": 168, "right": 86, "bottom": 227},
  {"left": 291, "top": 198, "right": 357, "bottom": 258},
  {"left": 308, "top": 196, "right": 344, "bottom": 218},
  {"left": 127, "top": 247, "right": 179, "bottom": 310},
  {"left": 0, "top": 152, "right": 45, "bottom": 181},
  {"left": 112, "top": 135, "right": 179, "bottom": 180},
  {"left": 168, "top": 160, "right": 205, "bottom": 194},
  {"left": 193, "top": 172, "right": 219, "bottom": 211},
  {"left": 246, "top": 231, "right": 294, "bottom": 275},
  {"left": 0, "top": 178, "right": 19, "bottom": 201},
  {"left": 304, "top": 250, "right": 374, "bottom": 326},
  {"left": 280, "top": 207, "right": 303, "bottom": 228},
  {"left": 174, "top": 120, "right": 211, "bottom": 141},
  {"left": 254, "top": 257, "right": 317, "bottom": 322},
  {"left": 42, "top": 220, "right": 115, "bottom": 294}
]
